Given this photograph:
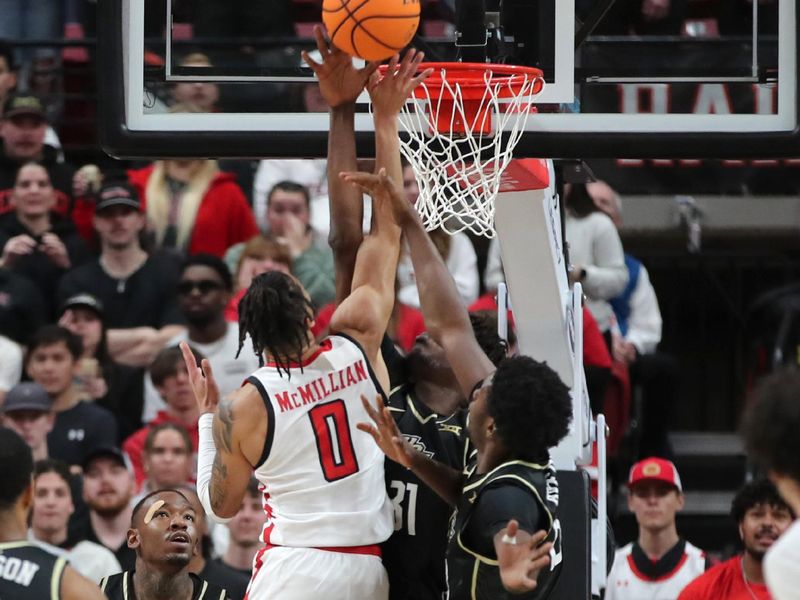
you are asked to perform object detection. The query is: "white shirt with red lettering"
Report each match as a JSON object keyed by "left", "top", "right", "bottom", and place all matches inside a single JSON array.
[{"left": 247, "top": 334, "right": 393, "bottom": 548}]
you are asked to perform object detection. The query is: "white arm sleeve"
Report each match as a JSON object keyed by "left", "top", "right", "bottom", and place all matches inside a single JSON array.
[{"left": 196, "top": 413, "right": 233, "bottom": 524}]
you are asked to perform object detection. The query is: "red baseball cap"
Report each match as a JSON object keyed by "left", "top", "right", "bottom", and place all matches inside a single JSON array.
[{"left": 628, "top": 457, "right": 682, "bottom": 492}]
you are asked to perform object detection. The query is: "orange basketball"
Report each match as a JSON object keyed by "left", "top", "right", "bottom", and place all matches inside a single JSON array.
[{"left": 322, "top": 0, "right": 420, "bottom": 62}]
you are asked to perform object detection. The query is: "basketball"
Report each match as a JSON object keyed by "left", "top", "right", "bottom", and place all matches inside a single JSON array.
[{"left": 322, "top": 0, "right": 420, "bottom": 62}]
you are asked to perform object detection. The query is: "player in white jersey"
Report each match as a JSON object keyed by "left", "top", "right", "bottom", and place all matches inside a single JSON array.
[
  {"left": 181, "top": 49, "right": 432, "bottom": 600},
  {"left": 606, "top": 458, "right": 706, "bottom": 600}
]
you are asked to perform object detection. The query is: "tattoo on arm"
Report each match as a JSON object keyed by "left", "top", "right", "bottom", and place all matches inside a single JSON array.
[
  {"left": 209, "top": 397, "right": 235, "bottom": 511},
  {"left": 210, "top": 454, "right": 228, "bottom": 511},
  {"left": 214, "top": 397, "right": 235, "bottom": 454}
]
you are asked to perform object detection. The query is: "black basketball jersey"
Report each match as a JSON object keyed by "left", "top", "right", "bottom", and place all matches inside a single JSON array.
[
  {"left": 100, "top": 571, "right": 229, "bottom": 600},
  {"left": 381, "top": 383, "right": 467, "bottom": 600},
  {"left": 0, "top": 540, "right": 67, "bottom": 600},
  {"left": 447, "top": 459, "right": 563, "bottom": 600}
]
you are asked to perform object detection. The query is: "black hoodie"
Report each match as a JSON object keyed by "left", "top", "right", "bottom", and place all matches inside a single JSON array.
[{"left": 0, "top": 211, "right": 90, "bottom": 317}]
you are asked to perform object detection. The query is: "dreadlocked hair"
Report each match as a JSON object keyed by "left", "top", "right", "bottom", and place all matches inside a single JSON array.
[{"left": 237, "top": 271, "right": 314, "bottom": 377}]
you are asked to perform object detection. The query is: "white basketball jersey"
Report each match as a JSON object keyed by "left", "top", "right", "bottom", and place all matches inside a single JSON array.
[
  {"left": 247, "top": 334, "right": 393, "bottom": 548},
  {"left": 606, "top": 541, "right": 706, "bottom": 600}
]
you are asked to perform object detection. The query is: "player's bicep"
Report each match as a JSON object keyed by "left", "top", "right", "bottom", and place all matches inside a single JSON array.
[{"left": 330, "top": 286, "right": 385, "bottom": 352}]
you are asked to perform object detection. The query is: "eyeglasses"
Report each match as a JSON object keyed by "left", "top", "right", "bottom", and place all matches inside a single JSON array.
[{"left": 177, "top": 280, "right": 223, "bottom": 295}]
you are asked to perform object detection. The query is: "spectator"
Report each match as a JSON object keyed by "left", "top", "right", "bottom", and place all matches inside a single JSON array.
[
  {"left": 744, "top": 370, "right": 800, "bottom": 600},
  {"left": 0, "top": 161, "right": 90, "bottom": 317},
  {"left": 678, "top": 479, "right": 794, "bottom": 600},
  {"left": 170, "top": 53, "right": 219, "bottom": 113},
  {"left": 134, "top": 423, "right": 195, "bottom": 502},
  {"left": 30, "top": 459, "right": 122, "bottom": 582},
  {"left": 0, "top": 94, "right": 74, "bottom": 214},
  {"left": 564, "top": 182, "right": 628, "bottom": 333},
  {"left": 78, "top": 447, "right": 137, "bottom": 571},
  {"left": 142, "top": 256, "right": 259, "bottom": 421},
  {"left": 58, "top": 182, "right": 186, "bottom": 368},
  {"left": 576, "top": 0, "right": 687, "bottom": 35},
  {"left": 0, "top": 45, "right": 63, "bottom": 160},
  {"left": 0, "top": 41, "right": 17, "bottom": 110},
  {"left": 1, "top": 381, "right": 55, "bottom": 460},
  {"left": 159, "top": 53, "right": 258, "bottom": 207},
  {"left": 215, "top": 478, "right": 266, "bottom": 578},
  {"left": 57, "top": 293, "right": 145, "bottom": 440},
  {"left": 25, "top": 325, "right": 118, "bottom": 467},
  {"left": 396, "top": 161, "right": 479, "bottom": 309},
  {"left": 594, "top": 180, "right": 677, "bottom": 458},
  {"left": 0, "top": 260, "right": 46, "bottom": 346},
  {"left": 128, "top": 157, "right": 258, "bottom": 258},
  {"left": 226, "top": 180, "right": 334, "bottom": 309},
  {"left": 223, "top": 234, "right": 292, "bottom": 322},
  {"left": 253, "top": 159, "right": 329, "bottom": 234},
  {"left": 0, "top": 333, "right": 22, "bottom": 403},
  {"left": 180, "top": 486, "right": 251, "bottom": 600},
  {"left": 606, "top": 458, "right": 706, "bottom": 599},
  {"left": 124, "top": 345, "right": 201, "bottom": 488}
]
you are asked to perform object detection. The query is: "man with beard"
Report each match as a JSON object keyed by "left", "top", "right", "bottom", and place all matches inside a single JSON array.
[
  {"left": 678, "top": 479, "right": 794, "bottom": 600},
  {"left": 100, "top": 489, "right": 229, "bottom": 600},
  {"left": 78, "top": 447, "right": 138, "bottom": 570},
  {"left": 141, "top": 254, "right": 259, "bottom": 423}
]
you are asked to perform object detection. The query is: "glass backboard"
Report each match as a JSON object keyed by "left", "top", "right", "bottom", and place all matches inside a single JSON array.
[{"left": 98, "top": 0, "right": 799, "bottom": 158}]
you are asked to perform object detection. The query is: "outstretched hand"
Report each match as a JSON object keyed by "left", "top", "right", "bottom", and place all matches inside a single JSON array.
[
  {"left": 357, "top": 394, "right": 415, "bottom": 468},
  {"left": 180, "top": 341, "right": 220, "bottom": 415},
  {"left": 368, "top": 49, "right": 432, "bottom": 118},
  {"left": 302, "top": 25, "right": 379, "bottom": 108},
  {"left": 340, "top": 168, "right": 417, "bottom": 226},
  {"left": 496, "top": 521, "right": 552, "bottom": 594}
]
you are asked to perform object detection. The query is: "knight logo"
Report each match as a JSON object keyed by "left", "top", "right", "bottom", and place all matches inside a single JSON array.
[{"left": 403, "top": 434, "right": 433, "bottom": 458}]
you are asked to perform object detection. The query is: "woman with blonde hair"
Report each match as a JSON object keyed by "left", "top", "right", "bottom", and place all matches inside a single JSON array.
[{"left": 127, "top": 116, "right": 258, "bottom": 257}]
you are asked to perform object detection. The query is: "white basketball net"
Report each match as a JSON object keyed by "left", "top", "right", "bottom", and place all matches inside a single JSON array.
[{"left": 377, "top": 65, "right": 542, "bottom": 237}]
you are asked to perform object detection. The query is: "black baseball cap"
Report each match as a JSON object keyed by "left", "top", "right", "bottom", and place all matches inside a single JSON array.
[
  {"left": 2, "top": 382, "right": 54, "bottom": 413},
  {"left": 59, "top": 293, "right": 104, "bottom": 319},
  {"left": 81, "top": 446, "right": 129, "bottom": 472},
  {"left": 96, "top": 183, "right": 142, "bottom": 213},
  {"left": 3, "top": 94, "right": 47, "bottom": 121}
]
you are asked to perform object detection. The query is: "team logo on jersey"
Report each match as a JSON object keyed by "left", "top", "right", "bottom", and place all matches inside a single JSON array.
[{"left": 402, "top": 434, "right": 434, "bottom": 458}]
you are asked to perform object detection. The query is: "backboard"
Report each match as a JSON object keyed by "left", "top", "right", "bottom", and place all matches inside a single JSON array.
[{"left": 98, "top": 0, "right": 800, "bottom": 159}]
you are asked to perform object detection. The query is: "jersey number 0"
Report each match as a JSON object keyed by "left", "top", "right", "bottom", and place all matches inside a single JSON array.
[{"left": 309, "top": 400, "right": 360, "bottom": 481}]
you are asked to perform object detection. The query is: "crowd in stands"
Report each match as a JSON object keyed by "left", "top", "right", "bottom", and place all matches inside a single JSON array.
[{"left": 0, "top": 1, "right": 794, "bottom": 597}]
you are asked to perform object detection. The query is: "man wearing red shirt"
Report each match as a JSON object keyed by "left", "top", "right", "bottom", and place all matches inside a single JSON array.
[
  {"left": 678, "top": 479, "right": 794, "bottom": 600},
  {"left": 123, "top": 345, "right": 202, "bottom": 488}
]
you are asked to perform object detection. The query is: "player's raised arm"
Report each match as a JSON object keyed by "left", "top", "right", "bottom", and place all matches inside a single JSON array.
[
  {"left": 303, "top": 26, "right": 379, "bottom": 303},
  {"left": 181, "top": 342, "right": 264, "bottom": 521},
  {"left": 340, "top": 170, "right": 496, "bottom": 399},
  {"left": 330, "top": 50, "right": 430, "bottom": 388}
]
